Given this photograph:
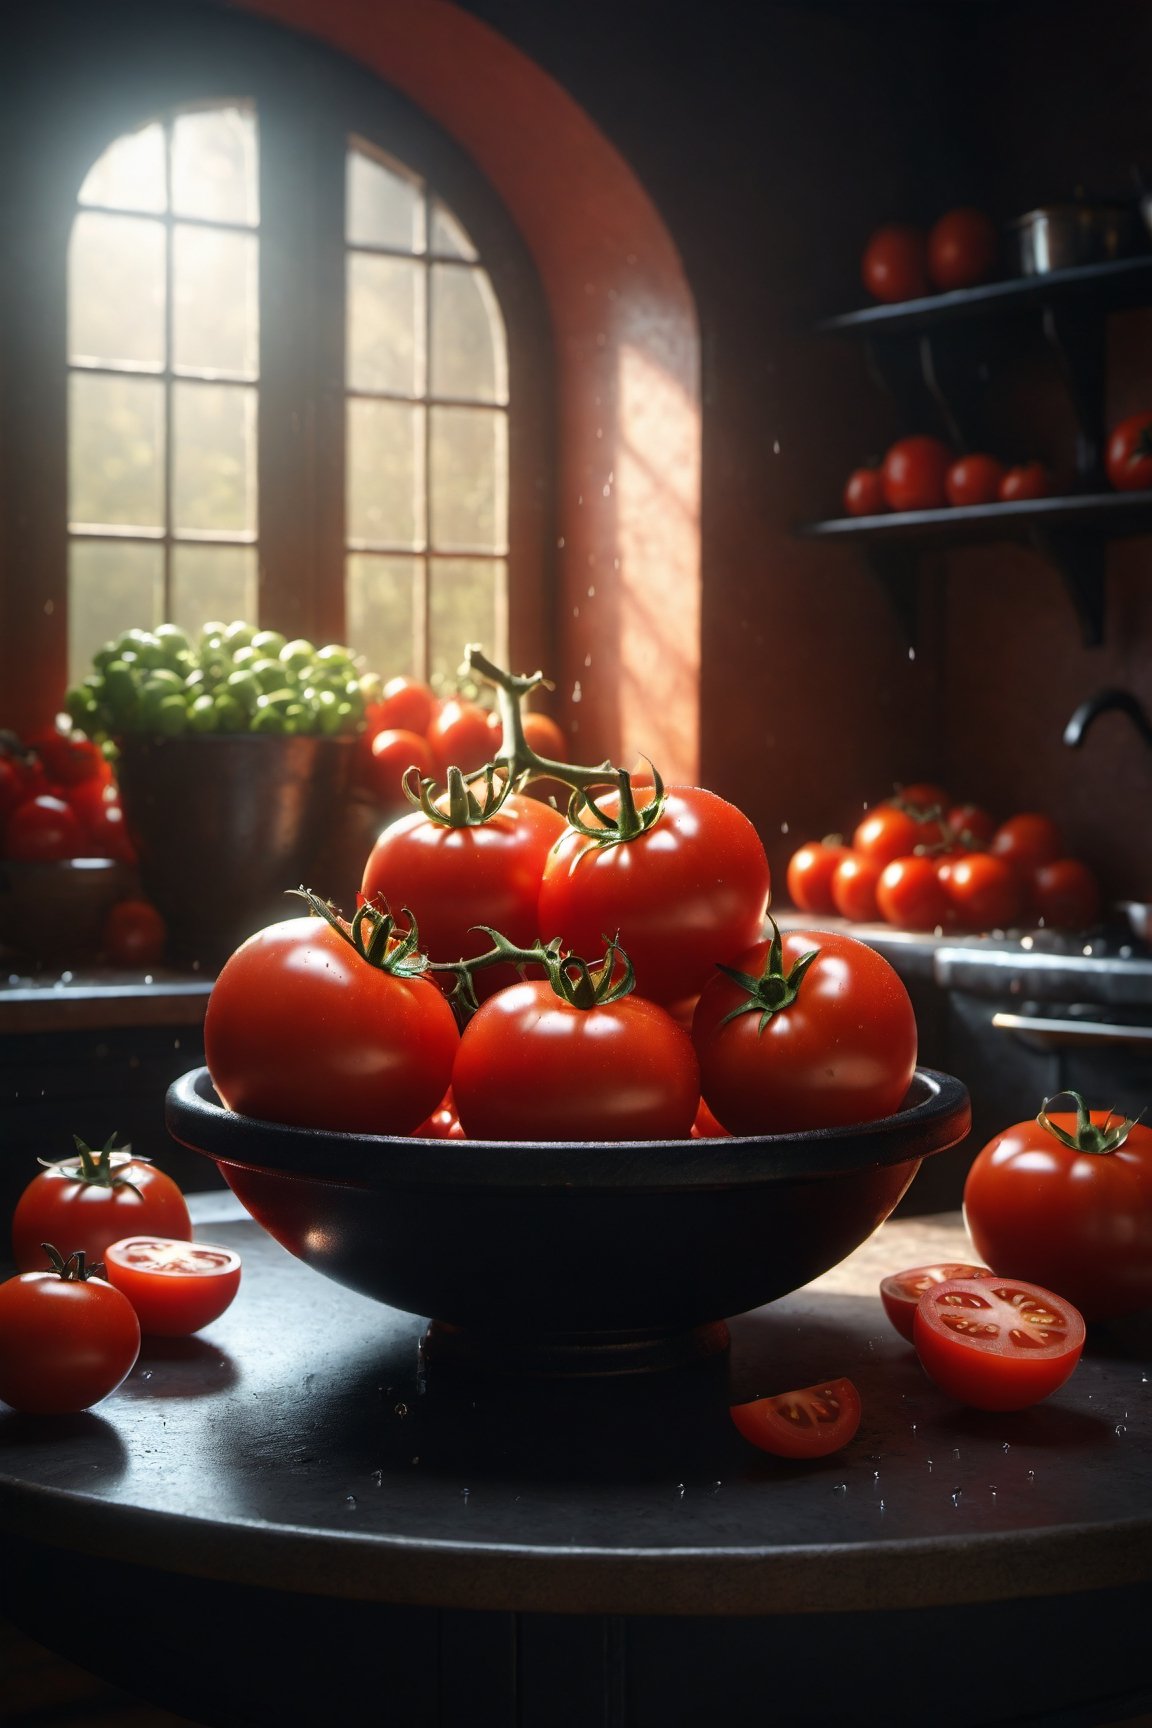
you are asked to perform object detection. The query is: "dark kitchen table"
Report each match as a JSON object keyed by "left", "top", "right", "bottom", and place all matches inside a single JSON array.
[{"left": 0, "top": 1192, "right": 1149, "bottom": 1728}]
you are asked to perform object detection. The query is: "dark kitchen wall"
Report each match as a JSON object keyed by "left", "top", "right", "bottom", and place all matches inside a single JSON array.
[{"left": 453, "top": 0, "right": 1152, "bottom": 902}]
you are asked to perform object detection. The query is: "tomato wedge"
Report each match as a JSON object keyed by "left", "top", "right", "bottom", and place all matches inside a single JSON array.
[
  {"left": 879, "top": 1262, "right": 994, "bottom": 1341},
  {"left": 730, "top": 1376, "right": 861, "bottom": 1459},
  {"left": 913, "top": 1276, "right": 1085, "bottom": 1412},
  {"left": 103, "top": 1237, "right": 242, "bottom": 1336}
]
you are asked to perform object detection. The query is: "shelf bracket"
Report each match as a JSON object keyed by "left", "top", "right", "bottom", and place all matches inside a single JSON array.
[
  {"left": 1026, "top": 524, "right": 1106, "bottom": 647},
  {"left": 858, "top": 542, "right": 921, "bottom": 648},
  {"left": 1038, "top": 303, "right": 1108, "bottom": 485}
]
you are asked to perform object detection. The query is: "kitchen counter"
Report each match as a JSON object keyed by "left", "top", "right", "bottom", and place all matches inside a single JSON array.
[
  {"left": 0, "top": 962, "right": 212, "bottom": 1034},
  {"left": 1, "top": 1192, "right": 1149, "bottom": 1727}
]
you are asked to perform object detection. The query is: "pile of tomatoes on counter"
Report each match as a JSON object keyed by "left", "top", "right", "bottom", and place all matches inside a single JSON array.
[{"left": 787, "top": 780, "right": 1102, "bottom": 935}]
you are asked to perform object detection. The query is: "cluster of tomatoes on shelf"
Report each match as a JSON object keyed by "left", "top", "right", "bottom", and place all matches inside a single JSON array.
[
  {"left": 0, "top": 1133, "right": 241, "bottom": 1415},
  {"left": 843, "top": 435, "right": 1052, "bottom": 519},
  {"left": 860, "top": 207, "right": 1000, "bottom": 303},
  {"left": 787, "top": 781, "right": 1101, "bottom": 935}
]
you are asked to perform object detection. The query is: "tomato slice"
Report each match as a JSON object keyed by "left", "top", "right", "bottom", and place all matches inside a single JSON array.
[
  {"left": 913, "top": 1276, "right": 1085, "bottom": 1412},
  {"left": 730, "top": 1376, "right": 861, "bottom": 1459},
  {"left": 879, "top": 1261, "right": 994, "bottom": 1341},
  {"left": 103, "top": 1236, "right": 242, "bottom": 1337}
]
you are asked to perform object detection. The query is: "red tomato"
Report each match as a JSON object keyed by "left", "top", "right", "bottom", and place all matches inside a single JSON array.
[
  {"left": 427, "top": 697, "right": 497, "bottom": 777},
  {"left": 361, "top": 791, "right": 566, "bottom": 991},
  {"left": 860, "top": 224, "right": 928, "bottom": 303},
  {"left": 999, "top": 462, "right": 1051, "bottom": 502},
  {"left": 894, "top": 782, "right": 950, "bottom": 813},
  {"left": 28, "top": 727, "right": 111, "bottom": 788},
  {"left": 730, "top": 1377, "right": 861, "bottom": 1459},
  {"left": 0, "top": 1253, "right": 141, "bottom": 1414},
  {"left": 368, "top": 728, "right": 436, "bottom": 805},
  {"left": 5, "top": 793, "right": 86, "bottom": 861},
  {"left": 830, "top": 851, "right": 883, "bottom": 922},
  {"left": 947, "top": 802, "right": 996, "bottom": 846},
  {"left": 942, "top": 852, "right": 1022, "bottom": 931},
  {"left": 785, "top": 839, "right": 852, "bottom": 915},
  {"left": 691, "top": 1096, "right": 731, "bottom": 1139},
  {"left": 843, "top": 468, "right": 887, "bottom": 517},
  {"left": 452, "top": 978, "right": 700, "bottom": 1141},
  {"left": 879, "top": 1262, "right": 994, "bottom": 1342},
  {"left": 520, "top": 710, "right": 568, "bottom": 761},
  {"left": 881, "top": 436, "right": 952, "bottom": 512},
  {"left": 945, "top": 453, "right": 1006, "bottom": 507},
  {"left": 102, "top": 899, "right": 167, "bottom": 967},
  {"left": 0, "top": 757, "right": 25, "bottom": 828},
  {"left": 991, "top": 812, "right": 1063, "bottom": 874},
  {"left": 853, "top": 803, "right": 944, "bottom": 866},
  {"left": 1031, "top": 858, "right": 1101, "bottom": 931},
  {"left": 11, "top": 1136, "right": 191, "bottom": 1273},
  {"left": 538, "top": 786, "right": 771, "bottom": 1008},
  {"left": 376, "top": 676, "right": 437, "bottom": 737},
  {"left": 913, "top": 1276, "right": 1085, "bottom": 1411},
  {"left": 963, "top": 1094, "right": 1152, "bottom": 1319},
  {"left": 1105, "top": 411, "right": 1152, "bottom": 492},
  {"left": 876, "top": 855, "right": 951, "bottom": 931},
  {"left": 411, "top": 1090, "right": 465, "bottom": 1139},
  {"left": 691, "top": 927, "right": 917, "bottom": 1135},
  {"left": 927, "top": 207, "right": 999, "bottom": 292},
  {"left": 79, "top": 795, "right": 137, "bottom": 864},
  {"left": 204, "top": 911, "right": 460, "bottom": 1135},
  {"left": 103, "top": 1236, "right": 242, "bottom": 1336}
]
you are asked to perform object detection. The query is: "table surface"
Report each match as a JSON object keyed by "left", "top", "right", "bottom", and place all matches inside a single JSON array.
[{"left": 1, "top": 1194, "right": 1149, "bottom": 1620}]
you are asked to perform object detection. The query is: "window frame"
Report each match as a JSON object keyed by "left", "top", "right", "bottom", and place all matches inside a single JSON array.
[{"left": 0, "top": 0, "right": 554, "bottom": 729}]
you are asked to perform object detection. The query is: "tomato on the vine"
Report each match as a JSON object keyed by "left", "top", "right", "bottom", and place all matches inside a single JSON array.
[
  {"left": 991, "top": 811, "right": 1063, "bottom": 874},
  {"left": 11, "top": 1134, "right": 191, "bottom": 1272},
  {"left": 538, "top": 784, "right": 771, "bottom": 1008},
  {"left": 881, "top": 436, "right": 952, "bottom": 512},
  {"left": 913, "top": 1276, "right": 1085, "bottom": 1411},
  {"left": 843, "top": 468, "right": 887, "bottom": 517},
  {"left": 861, "top": 224, "right": 928, "bottom": 303},
  {"left": 0, "top": 1248, "right": 141, "bottom": 1414},
  {"left": 879, "top": 1262, "right": 994, "bottom": 1342},
  {"left": 731, "top": 1377, "right": 861, "bottom": 1459},
  {"left": 103, "top": 1236, "right": 242, "bottom": 1336},
  {"left": 853, "top": 803, "right": 944, "bottom": 866},
  {"left": 963, "top": 1093, "right": 1152, "bottom": 1319},
  {"left": 1105, "top": 411, "right": 1152, "bottom": 492},
  {"left": 427, "top": 696, "right": 497, "bottom": 776},
  {"left": 947, "top": 802, "right": 996, "bottom": 846},
  {"left": 786, "top": 839, "right": 851, "bottom": 915},
  {"left": 876, "top": 855, "right": 951, "bottom": 931},
  {"left": 204, "top": 901, "right": 460, "bottom": 1135},
  {"left": 691, "top": 923, "right": 917, "bottom": 1135},
  {"left": 945, "top": 453, "right": 1005, "bottom": 507},
  {"left": 942, "top": 852, "right": 1022, "bottom": 931}
]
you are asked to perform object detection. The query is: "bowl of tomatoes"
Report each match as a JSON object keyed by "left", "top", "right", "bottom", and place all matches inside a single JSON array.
[{"left": 166, "top": 1062, "right": 970, "bottom": 1373}]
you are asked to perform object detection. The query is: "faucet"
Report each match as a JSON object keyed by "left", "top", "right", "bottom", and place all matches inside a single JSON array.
[{"left": 1064, "top": 688, "right": 1152, "bottom": 750}]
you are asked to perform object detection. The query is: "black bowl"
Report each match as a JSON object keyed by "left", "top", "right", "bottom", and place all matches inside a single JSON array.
[{"left": 166, "top": 1066, "right": 970, "bottom": 1372}]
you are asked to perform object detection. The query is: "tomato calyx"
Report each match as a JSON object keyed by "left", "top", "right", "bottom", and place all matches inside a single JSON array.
[
  {"left": 428, "top": 926, "right": 635, "bottom": 1019},
  {"left": 36, "top": 1133, "right": 146, "bottom": 1200},
  {"left": 292, "top": 888, "right": 431, "bottom": 978},
  {"left": 564, "top": 767, "right": 667, "bottom": 848},
  {"left": 1037, "top": 1089, "right": 1144, "bottom": 1156},
  {"left": 39, "top": 1244, "right": 106, "bottom": 1282},
  {"left": 714, "top": 916, "right": 820, "bottom": 1031},
  {"left": 402, "top": 761, "right": 517, "bottom": 828}
]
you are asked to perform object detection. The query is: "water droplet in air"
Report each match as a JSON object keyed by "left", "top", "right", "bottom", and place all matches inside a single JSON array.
[
  {"left": 346, "top": 1494, "right": 357, "bottom": 1507},
  {"left": 1115, "top": 1423, "right": 1128, "bottom": 1437},
  {"left": 1027, "top": 1470, "right": 1035, "bottom": 1482},
  {"left": 951, "top": 1488, "right": 963, "bottom": 1507},
  {"left": 394, "top": 1402, "right": 409, "bottom": 1418},
  {"left": 833, "top": 1483, "right": 847, "bottom": 1494},
  {"left": 1002, "top": 1441, "right": 1011, "bottom": 1452},
  {"left": 372, "top": 1469, "right": 383, "bottom": 1486}
]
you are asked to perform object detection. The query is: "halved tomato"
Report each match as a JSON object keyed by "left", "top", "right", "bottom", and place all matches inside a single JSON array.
[
  {"left": 730, "top": 1376, "right": 861, "bottom": 1459},
  {"left": 913, "top": 1276, "right": 1085, "bottom": 1411},
  {"left": 103, "top": 1237, "right": 241, "bottom": 1337},
  {"left": 879, "top": 1261, "right": 993, "bottom": 1341}
]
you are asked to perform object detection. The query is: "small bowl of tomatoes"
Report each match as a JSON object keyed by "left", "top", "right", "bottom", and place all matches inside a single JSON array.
[
  {"left": 166, "top": 1063, "right": 970, "bottom": 1377},
  {"left": 0, "top": 855, "right": 138, "bottom": 967}
]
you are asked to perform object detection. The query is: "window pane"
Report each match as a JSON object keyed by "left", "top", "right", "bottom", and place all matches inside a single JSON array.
[
  {"left": 69, "top": 213, "right": 166, "bottom": 369},
  {"left": 347, "top": 147, "right": 424, "bottom": 252},
  {"left": 429, "top": 407, "right": 507, "bottom": 552},
  {"left": 430, "top": 264, "right": 507, "bottom": 404},
  {"left": 347, "top": 254, "right": 424, "bottom": 395},
  {"left": 78, "top": 122, "right": 166, "bottom": 214},
  {"left": 69, "top": 373, "right": 165, "bottom": 528},
  {"left": 347, "top": 399, "right": 425, "bottom": 548},
  {"left": 69, "top": 540, "right": 164, "bottom": 684},
  {"left": 345, "top": 553, "right": 421, "bottom": 680},
  {"left": 171, "top": 544, "right": 258, "bottom": 636},
  {"left": 172, "top": 382, "right": 257, "bottom": 533},
  {"left": 173, "top": 224, "right": 258, "bottom": 377},
  {"left": 428, "top": 558, "right": 505, "bottom": 690},
  {"left": 172, "top": 107, "right": 258, "bottom": 226},
  {"left": 430, "top": 200, "right": 477, "bottom": 262}
]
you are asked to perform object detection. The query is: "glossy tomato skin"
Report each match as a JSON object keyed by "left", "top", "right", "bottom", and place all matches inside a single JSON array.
[
  {"left": 452, "top": 980, "right": 700, "bottom": 1141},
  {"left": 927, "top": 208, "right": 999, "bottom": 291},
  {"left": 999, "top": 462, "right": 1051, "bottom": 502},
  {"left": 963, "top": 1110, "right": 1152, "bottom": 1318},
  {"left": 5, "top": 794, "right": 85, "bottom": 861},
  {"left": 861, "top": 224, "right": 928, "bottom": 303},
  {"left": 830, "top": 851, "right": 883, "bottom": 922},
  {"left": 368, "top": 728, "right": 436, "bottom": 806},
  {"left": 879, "top": 1262, "right": 993, "bottom": 1342},
  {"left": 376, "top": 676, "right": 437, "bottom": 738},
  {"left": 853, "top": 803, "right": 944, "bottom": 866},
  {"left": 102, "top": 898, "right": 166, "bottom": 967},
  {"left": 691, "top": 930, "right": 917, "bottom": 1135},
  {"left": 876, "top": 855, "right": 951, "bottom": 931},
  {"left": 1031, "top": 858, "right": 1101, "bottom": 931},
  {"left": 881, "top": 436, "right": 952, "bottom": 512},
  {"left": 103, "top": 1236, "right": 242, "bottom": 1336},
  {"left": 945, "top": 453, "right": 1006, "bottom": 507},
  {"left": 362, "top": 793, "right": 566, "bottom": 988},
  {"left": 913, "top": 1276, "right": 1085, "bottom": 1411},
  {"left": 204, "top": 915, "right": 460, "bottom": 1135},
  {"left": 538, "top": 787, "right": 771, "bottom": 1008},
  {"left": 427, "top": 697, "right": 497, "bottom": 777},
  {"left": 843, "top": 468, "right": 887, "bottom": 517},
  {"left": 730, "top": 1377, "right": 861, "bottom": 1459},
  {"left": 786, "top": 840, "right": 852, "bottom": 914},
  {"left": 12, "top": 1154, "right": 191, "bottom": 1273},
  {"left": 942, "top": 852, "right": 1022, "bottom": 931},
  {"left": 947, "top": 802, "right": 996, "bottom": 846},
  {"left": 991, "top": 811, "right": 1063, "bottom": 874},
  {"left": 0, "top": 1269, "right": 141, "bottom": 1414},
  {"left": 1105, "top": 412, "right": 1152, "bottom": 492}
]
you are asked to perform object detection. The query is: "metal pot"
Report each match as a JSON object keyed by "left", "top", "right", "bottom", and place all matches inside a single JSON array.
[{"left": 1008, "top": 202, "right": 1137, "bottom": 275}]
